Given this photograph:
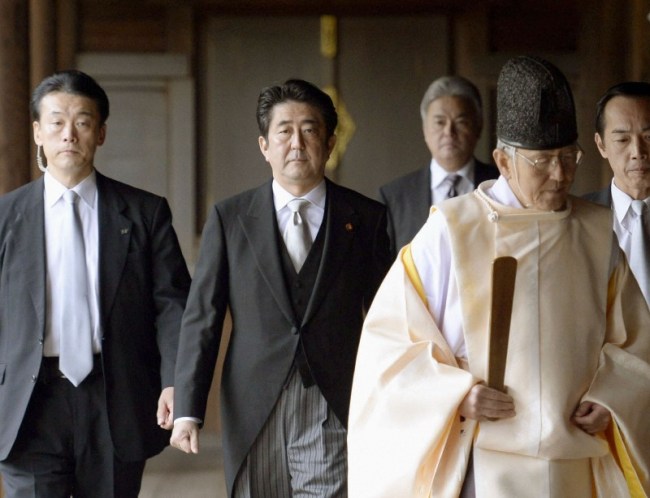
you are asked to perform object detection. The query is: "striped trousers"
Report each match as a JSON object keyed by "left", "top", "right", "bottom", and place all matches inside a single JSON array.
[{"left": 233, "top": 367, "right": 348, "bottom": 497}]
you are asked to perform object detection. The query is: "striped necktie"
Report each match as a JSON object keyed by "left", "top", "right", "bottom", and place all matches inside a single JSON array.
[
  {"left": 284, "top": 198, "right": 312, "bottom": 272},
  {"left": 443, "top": 174, "right": 462, "bottom": 199}
]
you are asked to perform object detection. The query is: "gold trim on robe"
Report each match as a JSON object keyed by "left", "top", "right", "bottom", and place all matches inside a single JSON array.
[{"left": 348, "top": 189, "right": 650, "bottom": 497}]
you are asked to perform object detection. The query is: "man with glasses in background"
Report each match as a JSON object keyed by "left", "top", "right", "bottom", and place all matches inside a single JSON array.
[{"left": 348, "top": 56, "right": 650, "bottom": 497}]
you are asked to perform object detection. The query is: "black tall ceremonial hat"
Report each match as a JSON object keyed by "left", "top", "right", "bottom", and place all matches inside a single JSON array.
[{"left": 496, "top": 56, "right": 578, "bottom": 150}]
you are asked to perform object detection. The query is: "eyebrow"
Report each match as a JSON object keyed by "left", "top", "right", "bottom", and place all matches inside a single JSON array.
[
  {"left": 611, "top": 124, "right": 650, "bottom": 134},
  {"left": 432, "top": 112, "right": 472, "bottom": 119},
  {"left": 47, "top": 110, "right": 95, "bottom": 117},
  {"left": 275, "top": 118, "right": 320, "bottom": 127}
]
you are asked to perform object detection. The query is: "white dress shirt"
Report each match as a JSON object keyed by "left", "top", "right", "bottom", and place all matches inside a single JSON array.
[
  {"left": 430, "top": 158, "right": 476, "bottom": 205},
  {"left": 610, "top": 180, "right": 649, "bottom": 275},
  {"left": 272, "top": 179, "right": 326, "bottom": 239},
  {"left": 44, "top": 170, "right": 102, "bottom": 356}
]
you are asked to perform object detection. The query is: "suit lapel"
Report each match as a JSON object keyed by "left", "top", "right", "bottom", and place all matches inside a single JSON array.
[
  {"left": 13, "top": 179, "right": 47, "bottom": 335},
  {"left": 302, "top": 180, "right": 357, "bottom": 325},
  {"left": 420, "top": 166, "right": 432, "bottom": 210},
  {"left": 96, "top": 173, "right": 133, "bottom": 324},
  {"left": 602, "top": 188, "right": 613, "bottom": 207},
  {"left": 239, "top": 182, "right": 296, "bottom": 325}
]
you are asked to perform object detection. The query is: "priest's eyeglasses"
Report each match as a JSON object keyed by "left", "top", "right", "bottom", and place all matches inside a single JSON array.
[{"left": 515, "top": 147, "right": 584, "bottom": 174}]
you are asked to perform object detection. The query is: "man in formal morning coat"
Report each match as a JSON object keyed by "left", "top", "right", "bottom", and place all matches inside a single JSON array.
[
  {"left": 170, "top": 79, "right": 392, "bottom": 497},
  {"left": 0, "top": 70, "right": 191, "bottom": 497},
  {"left": 379, "top": 75, "right": 499, "bottom": 257}
]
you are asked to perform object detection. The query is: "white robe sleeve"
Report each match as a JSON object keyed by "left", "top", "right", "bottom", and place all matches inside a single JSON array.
[{"left": 348, "top": 244, "right": 478, "bottom": 498}]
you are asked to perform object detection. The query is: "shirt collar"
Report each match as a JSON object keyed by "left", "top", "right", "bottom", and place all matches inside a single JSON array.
[
  {"left": 44, "top": 169, "right": 98, "bottom": 209},
  {"left": 430, "top": 158, "right": 474, "bottom": 189},
  {"left": 272, "top": 179, "right": 327, "bottom": 212},
  {"left": 611, "top": 179, "right": 649, "bottom": 223},
  {"left": 486, "top": 176, "right": 524, "bottom": 208}
]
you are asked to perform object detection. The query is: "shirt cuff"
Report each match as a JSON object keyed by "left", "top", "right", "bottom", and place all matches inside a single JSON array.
[{"left": 174, "top": 416, "right": 202, "bottom": 425}]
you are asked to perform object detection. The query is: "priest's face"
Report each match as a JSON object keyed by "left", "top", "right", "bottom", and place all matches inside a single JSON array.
[{"left": 495, "top": 144, "right": 581, "bottom": 211}]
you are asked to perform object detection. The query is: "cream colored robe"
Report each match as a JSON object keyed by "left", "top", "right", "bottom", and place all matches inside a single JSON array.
[{"left": 348, "top": 188, "right": 650, "bottom": 498}]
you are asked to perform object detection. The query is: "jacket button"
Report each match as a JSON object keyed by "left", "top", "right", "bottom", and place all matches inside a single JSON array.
[{"left": 291, "top": 326, "right": 299, "bottom": 335}]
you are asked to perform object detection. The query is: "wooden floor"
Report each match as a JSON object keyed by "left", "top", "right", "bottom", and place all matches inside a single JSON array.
[
  {"left": 0, "top": 432, "right": 226, "bottom": 498},
  {"left": 140, "top": 431, "right": 228, "bottom": 498}
]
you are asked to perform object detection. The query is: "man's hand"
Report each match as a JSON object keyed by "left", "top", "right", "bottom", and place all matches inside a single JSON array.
[
  {"left": 170, "top": 420, "right": 200, "bottom": 454},
  {"left": 459, "top": 383, "right": 516, "bottom": 421},
  {"left": 572, "top": 401, "right": 611, "bottom": 434},
  {"left": 157, "top": 387, "right": 174, "bottom": 430}
]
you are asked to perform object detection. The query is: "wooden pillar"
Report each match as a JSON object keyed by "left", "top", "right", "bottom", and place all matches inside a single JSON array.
[
  {"left": 30, "top": 0, "right": 58, "bottom": 180},
  {"left": 0, "top": 1, "right": 31, "bottom": 194},
  {"left": 574, "top": 0, "right": 628, "bottom": 191},
  {"left": 630, "top": 0, "right": 650, "bottom": 81},
  {"left": 57, "top": 0, "right": 78, "bottom": 70}
]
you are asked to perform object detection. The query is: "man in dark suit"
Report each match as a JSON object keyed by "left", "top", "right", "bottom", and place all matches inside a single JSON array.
[
  {"left": 379, "top": 76, "right": 499, "bottom": 256},
  {"left": 171, "top": 79, "right": 391, "bottom": 497},
  {"left": 0, "top": 70, "right": 191, "bottom": 497},
  {"left": 584, "top": 81, "right": 650, "bottom": 304}
]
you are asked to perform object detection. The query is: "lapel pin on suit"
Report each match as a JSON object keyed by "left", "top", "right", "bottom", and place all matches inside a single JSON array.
[
  {"left": 121, "top": 228, "right": 129, "bottom": 235},
  {"left": 345, "top": 222, "right": 354, "bottom": 232}
]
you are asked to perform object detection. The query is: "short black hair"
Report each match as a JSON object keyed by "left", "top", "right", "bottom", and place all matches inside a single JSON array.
[
  {"left": 595, "top": 81, "right": 650, "bottom": 135},
  {"left": 31, "top": 70, "right": 110, "bottom": 125},
  {"left": 256, "top": 79, "right": 337, "bottom": 139}
]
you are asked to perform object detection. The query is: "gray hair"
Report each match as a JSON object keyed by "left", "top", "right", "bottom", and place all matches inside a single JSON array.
[
  {"left": 495, "top": 139, "right": 516, "bottom": 164},
  {"left": 496, "top": 139, "right": 513, "bottom": 153},
  {"left": 420, "top": 76, "right": 483, "bottom": 126}
]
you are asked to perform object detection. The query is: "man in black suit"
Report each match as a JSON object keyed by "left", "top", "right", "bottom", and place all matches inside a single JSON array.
[
  {"left": 584, "top": 81, "right": 650, "bottom": 304},
  {"left": 379, "top": 76, "right": 499, "bottom": 256},
  {"left": 171, "top": 79, "right": 391, "bottom": 497},
  {"left": 0, "top": 70, "right": 191, "bottom": 497}
]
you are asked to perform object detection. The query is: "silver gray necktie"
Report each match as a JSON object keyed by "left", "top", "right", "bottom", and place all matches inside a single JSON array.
[
  {"left": 630, "top": 200, "right": 649, "bottom": 304},
  {"left": 284, "top": 198, "right": 312, "bottom": 272},
  {"left": 443, "top": 174, "right": 462, "bottom": 199},
  {"left": 59, "top": 190, "right": 93, "bottom": 386}
]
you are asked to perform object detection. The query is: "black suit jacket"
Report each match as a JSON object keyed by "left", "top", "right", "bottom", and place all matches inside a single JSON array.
[
  {"left": 0, "top": 171, "right": 191, "bottom": 462},
  {"left": 583, "top": 186, "right": 612, "bottom": 207},
  {"left": 174, "top": 178, "right": 392, "bottom": 494},
  {"left": 379, "top": 159, "right": 499, "bottom": 256}
]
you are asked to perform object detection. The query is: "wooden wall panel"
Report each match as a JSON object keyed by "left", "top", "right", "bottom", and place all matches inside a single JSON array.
[
  {"left": 0, "top": 0, "right": 30, "bottom": 194},
  {"left": 78, "top": 3, "right": 167, "bottom": 52},
  {"left": 454, "top": 0, "right": 637, "bottom": 195},
  {"left": 631, "top": 0, "right": 650, "bottom": 81},
  {"left": 487, "top": 2, "right": 581, "bottom": 52}
]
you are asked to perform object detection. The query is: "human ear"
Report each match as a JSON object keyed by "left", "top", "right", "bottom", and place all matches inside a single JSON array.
[
  {"left": 258, "top": 136, "right": 269, "bottom": 162},
  {"left": 594, "top": 132, "right": 608, "bottom": 159},
  {"left": 493, "top": 148, "right": 512, "bottom": 179},
  {"left": 327, "top": 134, "right": 337, "bottom": 156},
  {"left": 33, "top": 121, "right": 42, "bottom": 146}
]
